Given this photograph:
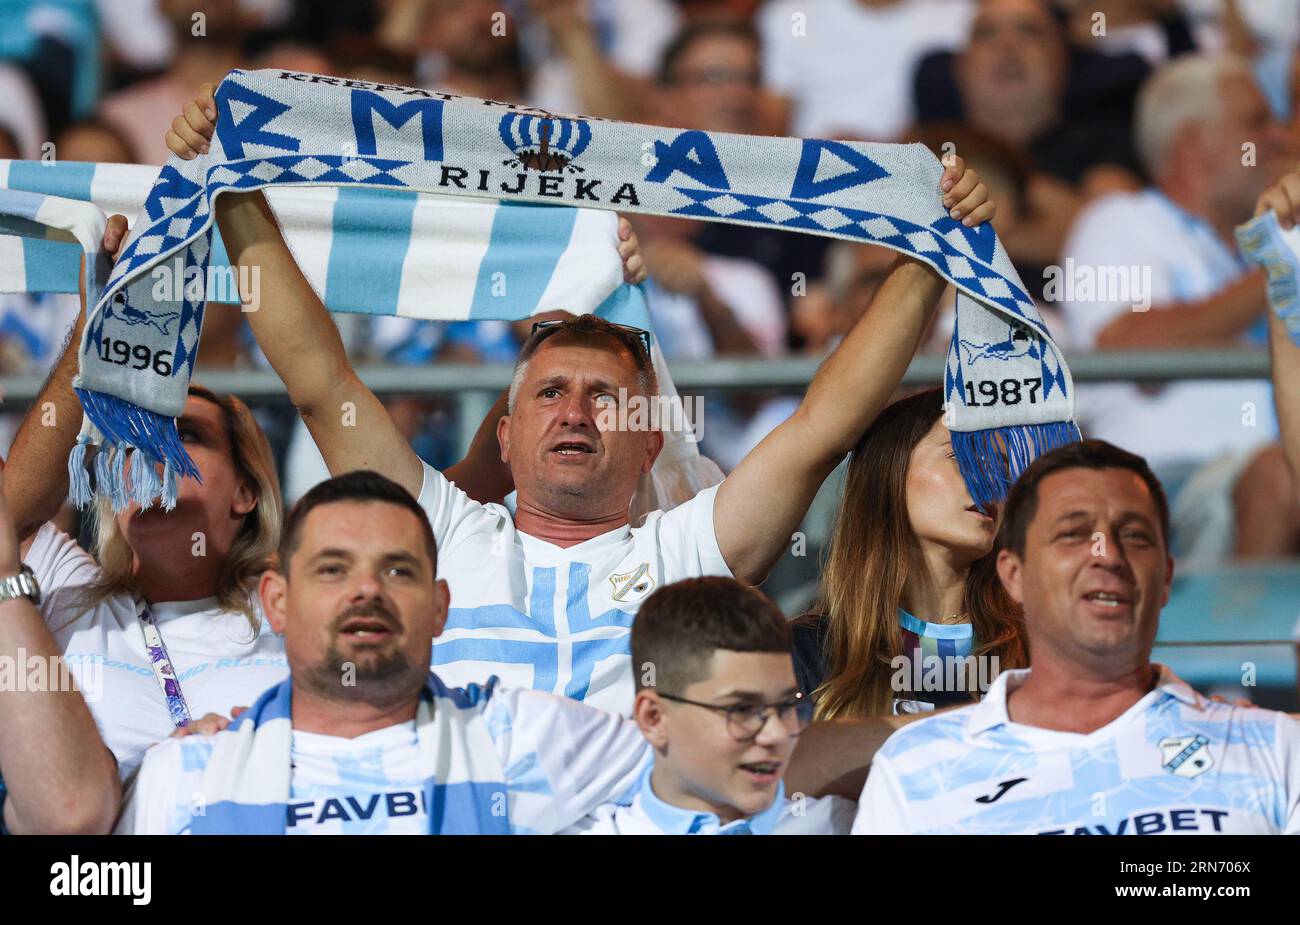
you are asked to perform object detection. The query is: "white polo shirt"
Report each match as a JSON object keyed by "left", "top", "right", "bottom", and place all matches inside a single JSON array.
[
  {"left": 854, "top": 665, "right": 1300, "bottom": 835},
  {"left": 418, "top": 462, "right": 732, "bottom": 716}
]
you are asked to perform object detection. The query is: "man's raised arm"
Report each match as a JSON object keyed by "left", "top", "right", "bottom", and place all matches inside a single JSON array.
[
  {"left": 1253, "top": 171, "right": 1300, "bottom": 486},
  {"left": 714, "top": 157, "right": 994, "bottom": 585},
  {"left": 0, "top": 465, "right": 119, "bottom": 834},
  {"left": 4, "top": 216, "right": 129, "bottom": 548},
  {"left": 168, "top": 84, "right": 424, "bottom": 496}
]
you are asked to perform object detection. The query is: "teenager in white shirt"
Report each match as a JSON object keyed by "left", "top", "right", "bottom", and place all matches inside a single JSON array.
[
  {"left": 566, "top": 576, "right": 854, "bottom": 835},
  {"left": 166, "top": 82, "right": 997, "bottom": 716}
]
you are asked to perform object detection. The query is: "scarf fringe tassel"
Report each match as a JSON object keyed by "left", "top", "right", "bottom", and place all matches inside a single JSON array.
[
  {"left": 951, "top": 421, "right": 1082, "bottom": 511},
  {"left": 70, "top": 387, "right": 201, "bottom": 511}
]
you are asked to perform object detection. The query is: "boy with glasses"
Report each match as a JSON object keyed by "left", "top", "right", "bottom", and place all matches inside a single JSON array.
[{"left": 566, "top": 577, "right": 854, "bottom": 835}]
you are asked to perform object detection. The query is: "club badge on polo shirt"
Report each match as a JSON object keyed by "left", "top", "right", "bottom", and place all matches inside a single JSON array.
[
  {"left": 1159, "top": 734, "right": 1213, "bottom": 778},
  {"left": 609, "top": 564, "right": 655, "bottom": 604}
]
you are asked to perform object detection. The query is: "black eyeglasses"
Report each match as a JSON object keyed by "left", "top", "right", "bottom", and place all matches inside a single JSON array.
[
  {"left": 529, "top": 319, "right": 652, "bottom": 359},
  {"left": 657, "top": 691, "right": 813, "bottom": 742}
]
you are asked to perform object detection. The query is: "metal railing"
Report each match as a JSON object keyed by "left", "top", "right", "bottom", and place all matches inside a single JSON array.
[
  {"left": 0, "top": 348, "right": 1274, "bottom": 455},
  {"left": 0, "top": 348, "right": 1272, "bottom": 401}
]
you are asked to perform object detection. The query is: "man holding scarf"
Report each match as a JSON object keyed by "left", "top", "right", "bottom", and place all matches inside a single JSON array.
[{"left": 164, "top": 81, "right": 995, "bottom": 717}]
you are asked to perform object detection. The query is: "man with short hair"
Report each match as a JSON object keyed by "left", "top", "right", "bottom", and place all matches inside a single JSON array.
[
  {"left": 168, "top": 86, "right": 995, "bottom": 715},
  {"left": 116, "top": 471, "right": 650, "bottom": 835},
  {"left": 566, "top": 577, "right": 854, "bottom": 834},
  {"left": 853, "top": 440, "right": 1300, "bottom": 835}
]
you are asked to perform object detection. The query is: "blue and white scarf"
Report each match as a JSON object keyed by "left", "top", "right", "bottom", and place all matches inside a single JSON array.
[
  {"left": 0, "top": 186, "right": 110, "bottom": 316},
  {"left": 188, "top": 673, "right": 510, "bottom": 835},
  {"left": 1236, "top": 210, "right": 1300, "bottom": 346},
  {"left": 8, "top": 68, "right": 1078, "bottom": 509}
]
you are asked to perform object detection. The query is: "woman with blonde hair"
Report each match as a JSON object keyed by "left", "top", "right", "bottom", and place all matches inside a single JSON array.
[
  {"left": 9, "top": 381, "right": 289, "bottom": 781},
  {"left": 793, "top": 387, "right": 1028, "bottom": 719},
  {"left": 0, "top": 215, "right": 289, "bottom": 782}
]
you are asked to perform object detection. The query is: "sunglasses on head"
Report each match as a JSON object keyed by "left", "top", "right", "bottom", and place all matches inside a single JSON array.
[{"left": 529, "top": 319, "right": 653, "bottom": 358}]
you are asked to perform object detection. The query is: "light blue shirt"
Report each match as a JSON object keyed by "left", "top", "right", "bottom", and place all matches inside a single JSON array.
[{"left": 567, "top": 763, "right": 854, "bottom": 835}]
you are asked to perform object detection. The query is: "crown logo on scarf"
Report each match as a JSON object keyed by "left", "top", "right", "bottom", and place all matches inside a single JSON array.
[{"left": 499, "top": 112, "right": 592, "bottom": 174}]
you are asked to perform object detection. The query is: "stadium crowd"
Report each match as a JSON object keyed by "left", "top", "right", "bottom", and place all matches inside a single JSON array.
[{"left": 0, "top": 0, "right": 1297, "bottom": 836}]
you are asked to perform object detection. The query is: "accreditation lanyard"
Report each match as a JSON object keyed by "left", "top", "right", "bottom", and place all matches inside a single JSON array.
[{"left": 137, "top": 599, "right": 192, "bottom": 729}]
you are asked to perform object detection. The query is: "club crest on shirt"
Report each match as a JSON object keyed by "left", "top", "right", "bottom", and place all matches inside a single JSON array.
[
  {"left": 1159, "top": 734, "right": 1213, "bottom": 778},
  {"left": 609, "top": 564, "right": 655, "bottom": 603}
]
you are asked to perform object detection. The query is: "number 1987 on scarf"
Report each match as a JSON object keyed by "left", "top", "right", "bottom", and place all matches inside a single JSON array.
[
  {"left": 96, "top": 338, "right": 174, "bottom": 376},
  {"left": 964, "top": 377, "right": 1043, "bottom": 407}
]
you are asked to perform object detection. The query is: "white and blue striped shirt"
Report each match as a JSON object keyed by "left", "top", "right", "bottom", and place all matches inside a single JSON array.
[
  {"left": 854, "top": 665, "right": 1300, "bottom": 835},
  {"left": 567, "top": 765, "right": 855, "bottom": 835},
  {"left": 419, "top": 462, "right": 731, "bottom": 716},
  {"left": 117, "top": 678, "right": 651, "bottom": 835}
]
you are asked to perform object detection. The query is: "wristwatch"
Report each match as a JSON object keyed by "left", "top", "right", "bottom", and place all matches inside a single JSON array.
[{"left": 0, "top": 565, "right": 40, "bottom": 605}]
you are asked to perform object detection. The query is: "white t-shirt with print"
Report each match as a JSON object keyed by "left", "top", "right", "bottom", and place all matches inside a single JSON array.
[
  {"left": 418, "top": 463, "right": 731, "bottom": 716},
  {"left": 115, "top": 680, "right": 652, "bottom": 835},
  {"left": 286, "top": 722, "right": 430, "bottom": 835},
  {"left": 23, "top": 523, "right": 288, "bottom": 781}
]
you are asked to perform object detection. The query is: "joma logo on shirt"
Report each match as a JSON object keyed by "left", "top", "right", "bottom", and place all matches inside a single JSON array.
[{"left": 287, "top": 790, "right": 428, "bottom": 827}]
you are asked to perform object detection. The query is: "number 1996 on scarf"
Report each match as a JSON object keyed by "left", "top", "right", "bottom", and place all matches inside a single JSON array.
[{"left": 96, "top": 338, "right": 174, "bottom": 376}]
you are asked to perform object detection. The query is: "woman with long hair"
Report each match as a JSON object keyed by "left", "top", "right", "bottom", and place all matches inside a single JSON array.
[
  {"left": 793, "top": 387, "right": 1028, "bottom": 719},
  {"left": 10, "top": 382, "right": 289, "bottom": 781},
  {"left": 2, "top": 212, "right": 651, "bottom": 789},
  {"left": 0, "top": 213, "right": 288, "bottom": 784}
]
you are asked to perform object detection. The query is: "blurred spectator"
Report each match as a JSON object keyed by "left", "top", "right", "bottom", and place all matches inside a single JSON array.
[
  {"left": 1059, "top": 0, "right": 1197, "bottom": 64},
  {"left": 99, "top": 0, "right": 253, "bottom": 165},
  {"left": 660, "top": 18, "right": 830, "bottom": 311},
  {"left": 0, "top": 0, "right": 101, "bottom": 133},
  {"left": 1059, "top": 53, "right": 1298, "bottom": 565},
  {"left": 409, "top": 0, "right": 528, "bottom": 102},
  {"left": 524, "top": 0, "right": 683, "bottom": 116},
  {"left": 757, "top": 0, "right": 975, "bottom": 141},
  {"left": 953, "top": 0, "right": 1142, "bottom": 183},
  {"left": 96, "top": 0, "right": 176, "bottom": 74},
  {"left": 1213, "top": 0, "right": 1300, "bottom": 119},
  {"left": 795, "top": 244, "right": 896, "bottom": 354},
  {"left": 53, "top": 118, "right": 136, "bottom": 163},
  {"left": 917, "top": 0, "right": 1146, "bottom": 293},
  {"left": 0, "top": 63, "right": 48, "bottom": 160},
  {"left": 638, "top": 216, "right": 785, "bottom": 358}
]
